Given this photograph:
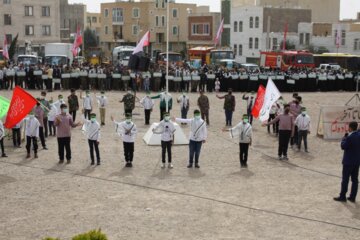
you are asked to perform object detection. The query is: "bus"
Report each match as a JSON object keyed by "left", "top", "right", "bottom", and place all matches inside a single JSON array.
[
  {"left": 112, "top": 46, "right": 135, "bottom": 66},
  {"left": 314, "top": 53, "right": 360, "bottom": 71},
  {"left": 209, "top": 49, "right": 234, "bottom": 66},
  {"left": 260, "top": 50, "right": 315, "bottom": 70},
  {"left": 157, "top": 52, "right": 183, "bottom": 66}
]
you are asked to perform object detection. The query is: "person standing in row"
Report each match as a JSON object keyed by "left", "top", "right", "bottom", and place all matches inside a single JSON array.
[
  {"left": 264, "top": 104, "right": 294, "bottom": 160},
  {"left": 96, "top": 91, "right": 108, "bottom": 126},
  {"left": 12, "top": 121, "right": 22, "bottom": 148},
  {"left": 0, "top": 119, "right": 8, "bottom": 157},
  {"left": 242, "top": 92, "right": 255, "bottom": 125},
  {"left": 24, "top": 111, "right": 40, "bottom": 159},
  {"left": 295, "top": 107, "right": 311, "bottom": 152},
  {"left": 289, "top": 96, "right": 302, "bottom": 148},
  {"left": 140, "top": 92, "right": 154, "bottom": 125},
  {"left": 55, "top": 104, "right": 81, "bottom": 164},
  {"left": 217, "top": 88, "right": 236, "bottom": 127},
  {"left": 82, "top": 112, "right": 101, "bottom": 166},
  {"left": 334, "top": 122, "right": 360, "bottom": 203},
  {"left": 40, "top": 91, "right": 51, "bottom": 138},
  {"left": 120, "top": 90, "right": 136, "bottom": 116},
  {"left": 112, "top": 113, "right": 138, "bottom": 168},
  {"left": 80, "top": 90, "right": 93, "bottom": 120},
  {"left": 225, "top": 114, "right": 253, "bottom": 168},
  {"left": 177, "top": 92, "right": 190, "bottom": 124},
  {"left": 175, "top": 109, "right": 207, "bottom": 168},
  {"left": 152, "top": 112, "right": 176, "bottom": 169},
  {"left": 34, "top": 100, "right": 47, "bottom": 150},
  {"left": 197, "top": 90, "right": 210, "bottom": 125},
  {"left": 68, "top": 89, "right": 79, "bottom": 122}
]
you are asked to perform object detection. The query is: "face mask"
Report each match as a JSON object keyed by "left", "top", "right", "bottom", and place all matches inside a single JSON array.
[
  {"left": 127, "top": 91, "right": 132, "bottom": 94},
  {"left": 28, "top": 114, "right": 34, "bottom": 118},
  {"left": 91, "top": 118, "right": 96, "bottom": 122},
  {"left": 302, "top": 111, "right": 307, "bottom": 116},
  {"left": 86, "top": 94, "right": 90, "bottom": 97},
  {"left": 126, "top": 119, "right": 132, "bottom": 124},
  {"left": 164, "top": 116, "right": 170, "bottom": 122},
  {"left": 62, "top": 108, "right": 68, "bottom": 113},
  {"left": 59, "top": 98, "right": 64, "bottom": 101},
  {"left": 243, "top": 119, "right": 249, "bottom": 123},
  {"left": 40, "top": 97, "right": 45, "bottom": 100},
  {"left": 194, "top": 115, "right": 201, "bottom": 120}
]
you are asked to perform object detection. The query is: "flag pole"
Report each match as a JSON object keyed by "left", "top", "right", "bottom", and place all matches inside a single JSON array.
[{"left": 165, "top": 0, "right": 170, "bottom": 112}]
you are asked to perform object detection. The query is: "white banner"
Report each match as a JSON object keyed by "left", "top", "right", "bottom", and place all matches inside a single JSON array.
[{"left": 259, "top": 78, "right": 281, "bottom": 122}]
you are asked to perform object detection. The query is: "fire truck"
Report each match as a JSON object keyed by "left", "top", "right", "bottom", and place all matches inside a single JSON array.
[{"left": 260, "top": 50, "right": 315, "bottom": 70}]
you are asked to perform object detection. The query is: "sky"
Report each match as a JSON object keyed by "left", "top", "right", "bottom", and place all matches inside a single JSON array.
[{"left": 69, "top": 0, "right": 360, "bottom": 20}]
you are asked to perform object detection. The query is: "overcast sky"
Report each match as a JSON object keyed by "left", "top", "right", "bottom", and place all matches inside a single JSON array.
[{"left": 69, "top": 0, "right": 360, "bottom": 20}]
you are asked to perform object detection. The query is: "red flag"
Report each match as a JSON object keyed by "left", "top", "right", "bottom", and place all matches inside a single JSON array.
[
  {"left": 4, "top": 86, "right": 37, "bottom": 129},
  {"left": 72, "top": 26, "right": 83, "bottom": 57},
  {"left": 133, "top": 31, "right": 150, "bottom": 55},
  {"left": 251, "top": 85, "right": 266, "bottom": 118},
  {"left": 2, "top": 34, "right": 9, "bottom": 60},
  {"left": 214, "top": 18, "right": 224, "bottom": 47}
]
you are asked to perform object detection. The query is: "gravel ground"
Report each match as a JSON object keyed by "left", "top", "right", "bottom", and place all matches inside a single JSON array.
[{"left": 0, "top": 89, "right": 359, "bottom": 240}]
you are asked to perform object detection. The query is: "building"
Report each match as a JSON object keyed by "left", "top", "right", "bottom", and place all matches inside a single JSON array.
[
  {"left": 60, "top": 0, "right": 87, "bottom": 43},
  {"left": 231, "top": 6, "right": 311, "bottom": 63},
  {"left": 86, "top": 12, "right": 102, "bottom": 44},
  {"left": 100, "top": 0, "right": 198, "bottom": 58},
  {"left": 0, "top": 0, "right": 61, "bottom": 55}
]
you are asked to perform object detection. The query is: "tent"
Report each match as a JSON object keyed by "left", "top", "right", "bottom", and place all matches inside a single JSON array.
[{"left": 143, "top": 122, "right": 188, "bottom": 146}]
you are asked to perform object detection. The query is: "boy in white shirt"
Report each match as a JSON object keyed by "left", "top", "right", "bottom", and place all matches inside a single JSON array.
[
  {"left": 52, "top": 95, "right": 66, "bottom": 115},
  {"left": 80, "top": 90, "right": 93, "bottom": 120},
  {"left": 177, "top": 92, "right": 190, "bottom": 122},
  {"left": 95, "top": 91, "right": 108, "bottom": 126},
  {"left": 295, "top": 107, "right": 311, "bottom": 152},
  {"left": 47, "top": 100, "right": 57, "bottom": 136},
  {"left": 24, "top": 111, "right": 41, "bottom": 159},
  {"left": 175, "top": 109, "right": 207, "bottom": 168},
  {"left": 140, "top": 91, "right": 154, "bottom": 125},
  {"left": 152, "top": 112, "right": 176, "bottom": 169},
  {"left": 82, "top": 112, "right": 101, "bottom": 165},
  {"left": 0, "top": 120, "right": 7, "bottom": 157},
  {"left": 111, "top": 113, "right": 138, "bottom": 168}
]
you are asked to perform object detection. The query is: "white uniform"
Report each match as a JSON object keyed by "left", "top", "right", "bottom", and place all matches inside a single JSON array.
[
  {"left": 82, "top": 96, "right": 93, "bottom": 110},
  {"left": 230, "top": 122, "right": 252, "bottom": 144},
  {"left": 140, "top": 96, "right": 154, "bottom": 110},
  {"left": 48, "top": 104, "right": 58, "bottom": 122},
  {"left": 53, "top": 99, "right": 66, "bottom": 115},
  {"left": 295, "top": 114, "right": 311, "bottom": 131},
  {"left": 24, "top": 117, "right": 40, "bottom": 138},
  {"left": 113, "top": 121, "right": 137, "bottom": 143},
  {"left": 153, "top": 120, "right": 176, "bottom": 142},
  {"left": 175, "top": 118, "right": 207, "bottom": 142},
  {"left": 178, "top": 95, "right": 189, "bottom": 109},
  {"left": 82, "top": 117, "right": 101, "bottom": 141},
  {"left": 96, "top": 96, "right": 108, "bottom": 109}
]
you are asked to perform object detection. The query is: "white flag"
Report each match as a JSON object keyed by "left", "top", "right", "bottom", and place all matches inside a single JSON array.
[
  {"left": 259, "top": 78, "right": 281, "bottom": 122},
  {"left": 133, "top": 31, "right": 150, "bottom": 55}
]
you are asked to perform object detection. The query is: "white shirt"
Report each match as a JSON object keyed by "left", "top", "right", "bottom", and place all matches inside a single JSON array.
[
  {"left": 53, "top": 99, "right": 66, "bottom": 115},
  {"left": 0, "top": 120, "right": 4, "bottom": 139},
  {"left": 176, "top": 118, "right": 207, "bottom": 142},
  {"left": 113, "top": 121, "right": 137, "bottom": 143},
  {"left": 140, "top": 96, "right": 154, "bottom": 110},
  {"left": 178, "top": 95, "right": 189, "bottom": 109},
  {"left": 82, "top": 117, "right": 101, "bottom": 141},
  {"left": 230, "top": 122, "right": 252, "bottom": 143},
  {"left": 82, "top": 96, "right": 93, "bottom": 110},
  {"left": 96, "top": 95, "right": 108, "bottom": 108},
  {"left": 153, "top": 120, "right": 176, "bottom": 142},
  {"left": 295, "top": 114, "right": 311, "bottom": 131},
  {"left": 24, "top": 117, "right": 40, "bottom": 138},
  {"left": 48, "top": 104, "right": 58, "bottom": 122}
]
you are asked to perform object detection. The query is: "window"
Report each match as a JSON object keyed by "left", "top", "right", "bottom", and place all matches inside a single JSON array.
[
  {"left": 234, "top": 21, "right": 238, "bottom": 32},
  {"left": 92, "top": 17, "right": 97, "bottom": 23},
  {"left": 249, "top": 38, "right": 253, "bottom": 49},
  {"left": 255, "top": 38, "right": 259, "bottom": 49},
  {"left": 238, "top": 44, "right": 243, "bottom": 56},
  {"left": 155, "top": 0, "right": 159, "bottom": 8},
  {"left": 239, "top": 21, "right": 243, "bottom": 32},
  {"left": 87, "top": 17, "right": 91, "bottom": 23},
  {"left": 42, "top": 6, "right": 50, "bottom": 17},
  {"left": 25, "top": 6, "right": 33, "bottom": 16},
  {"left": 341, "top": 30, "right": 346, "bottom": 46},
  {"left": 161, "top": 0, "right": 165, "bottom": 8},
  {"left": 104, "top": 9, "right": 109, "bottom": 17},
  {"left": 157, "top": 33, "right": 164, "bottom": 43},
  {"left": 155, "top": 16, "right": 159, "bottom": 27},
  {"left": 25, "top": 25, "right": 34, "bottom": 35},
  {"left": 249, "top": 17, "right": 253, "bottom": 28},
  {"left": 132, "top": 25, "right": 139, "bottom": 35},
  {"left": 233, "top": 44, "right": 237, "bottom": 57},
  {"left": 105, "top": 26, "right": 108, "bottom": 35},
  {"left": 6, "top": 34, "right": 12, "bottom": 44},
  {"left": 255, "top": 17, "right": 259, "bottom": 28},
  {"left": 4, "top": 14, "right": 11, "bottom": 25},
  {"left": 3, "top": 0, "right": 11, "bottom": 4},
  {"left": 272, "top": 38, "right": 278, "bottom": 50},
  {"left": 172, "top": 26, "right": 178, "bottom": 35},
  {"left": 42, "top": 25, "right": 51, "bottom": 36},
  {"left": 305, "top": 33, "right": 310, "bottom": 45},
  {"left": 112, "top": 8, "right": 123, "bottom": 23},
  {"left": 133, "top": 8, "right": 140, "bottom": 18},
  {"left": 299, "top": 33, "right": 304, "bottom": 45},
  {"left": 161, "top": 16, "right": 165, "bottom": 27},
  {"left": 172, "top": 9, "right": 178, "bottom": 18},
  {"left": 191, "top": 23, "right": 210, "bottom": 35}
]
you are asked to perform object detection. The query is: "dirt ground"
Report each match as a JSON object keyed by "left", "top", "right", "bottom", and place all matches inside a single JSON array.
[{"left": 0, "top": 89, "right": 359, "bottom": 240}]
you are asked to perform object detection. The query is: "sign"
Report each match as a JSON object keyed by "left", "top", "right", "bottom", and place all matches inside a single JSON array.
[{"left": 318, "top": 106, "right": 360, "bottom": 140}]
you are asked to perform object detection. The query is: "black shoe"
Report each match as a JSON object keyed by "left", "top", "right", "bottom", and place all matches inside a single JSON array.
[
  {"left": 283, "top": 156, "right": 289, "bottom": 161},
  {"left": 43, "top": 146, "right": 48, "bottom": 150},
  {"left": 244, "top": 163, "right": 248, "bottom": 168},
  {"left": 187, "top": 164, "right": 193, "bottom": 168},
  {"left": 129, "top": 162, "right": 133, "bottom": 168},
  {"left": 97, "top": 162, "right": 101, "bottom": 166},
  {"left": 195, "top": 164, "right": 200, "bottom": 168},
  {"left": 2, "top": 154, "right": 8, "bottom": 158},
  {"left": 125, "top": 162, "right": 130, "bottom": 167},
  {"left": 347, "top": 197, "right": 356, "bottom": 203},
  {"left": 66, "top": 160, "right": 71, "bottom": 164},
  {"left": 91, "top": 162, "right": 95, "bottom": 165},
  {"left": 58, "top": 160, "right": 64, "bottom": 164},
  {"left": 333, "top": 197, "right": 347, "bottom": 202}
]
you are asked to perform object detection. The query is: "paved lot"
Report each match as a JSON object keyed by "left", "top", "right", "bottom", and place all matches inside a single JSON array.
[{"left": 0, "top": 90, "right": 359, "bottom": 239}]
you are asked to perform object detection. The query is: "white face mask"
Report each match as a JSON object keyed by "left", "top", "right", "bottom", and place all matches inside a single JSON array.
[
  {"left": 164, "top": 116, "right": 170, "bottom": 122},
  {"left": 126, "top": 119, "right": 132, "bottom": 124},
  {"left": 62, "top": 108, "right": 68, "bottom": 114},
  {"left": 194, "top": 115, "right": 201, "bottom": 120}
]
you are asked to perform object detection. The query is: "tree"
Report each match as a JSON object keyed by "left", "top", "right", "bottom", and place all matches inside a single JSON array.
[
  {"left": 8, "top": 34, "right": 18, "bottom": 62},
  {"left": 279, "top": 40, "right": 296, "bottom": 50},
  {"left": 83, "top": 28, "right": 98, "bottom": 51}
]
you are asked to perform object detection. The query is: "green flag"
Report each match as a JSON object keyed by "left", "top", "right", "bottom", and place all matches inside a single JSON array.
[{"left": 0, "top": 95, "right": 10, "bottom": 119}]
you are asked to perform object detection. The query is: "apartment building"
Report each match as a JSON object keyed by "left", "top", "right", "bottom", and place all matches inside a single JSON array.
[{"left": 60, "top": 0, "right": 87, "bottom": 43}]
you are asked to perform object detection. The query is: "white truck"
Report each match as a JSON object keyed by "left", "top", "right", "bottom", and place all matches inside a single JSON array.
[
  {"left": 112, "top": 45, "right": 135, "bottom": 66},
  {"left": 44, "top": 43, "right": 73, "bottom": 66}
]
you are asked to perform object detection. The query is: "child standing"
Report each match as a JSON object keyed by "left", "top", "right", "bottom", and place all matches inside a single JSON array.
[
  {"left": 215, "top": 78, "right": 221, "bottom": 93},
  {"left": 95, "top": 91, "right": 108, "bottom": 126},
  {"left": 82, "top": 112, "right": 101, "bottom": 165},
  {"left": 111, "top": 113, "right": 138, "bottom": 168},
  {"left": 47, "top": 100, "right": 57, "bottom": 136},
  {"left": 12, "top": 121, "right": 22, "bottom": 148},
  {"left": 140, "top": 91, "right": 154, "bottom": 125},
  {"left": 0, "top": 119, "right": 8, "bottom": 157},
  {"left": 80, "top": 90, "right": 93, "bottom": 120},
  {"left": 24, "top": 112, "right": 41, "bottom": 159}
]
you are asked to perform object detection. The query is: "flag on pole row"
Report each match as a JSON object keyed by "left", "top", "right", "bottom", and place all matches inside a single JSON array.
[
  {"left": 72, "top": 26, "right": 83, "bottom": 57},
  {"left": 0, "top": 96, "right": 10, "bottom": 119},
  {"left": 4, "top": 86, "right": 37, "bottom": 129},
  {"left": 214, "top": 18, "right": 224, "bottom": 47},
  {"left": 2, "top": 34, "right": 9, "bottom": 60},
  {"left": 133, "top": 31, "right": 150, "bottom": 55},
  {"left": 251, "top": 85, "right": 266, "bottom": 118},
  {"left": 259, "top": 78, "right": 281, "bottom": 122}
]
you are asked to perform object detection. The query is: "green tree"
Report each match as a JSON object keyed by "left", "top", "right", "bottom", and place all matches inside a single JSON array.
[
  {"left": 83, "top": 28, "right": 98, "bottom": 51},
  {"left": 8, "top": 34, "right": 18, "bottom": 61}
]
